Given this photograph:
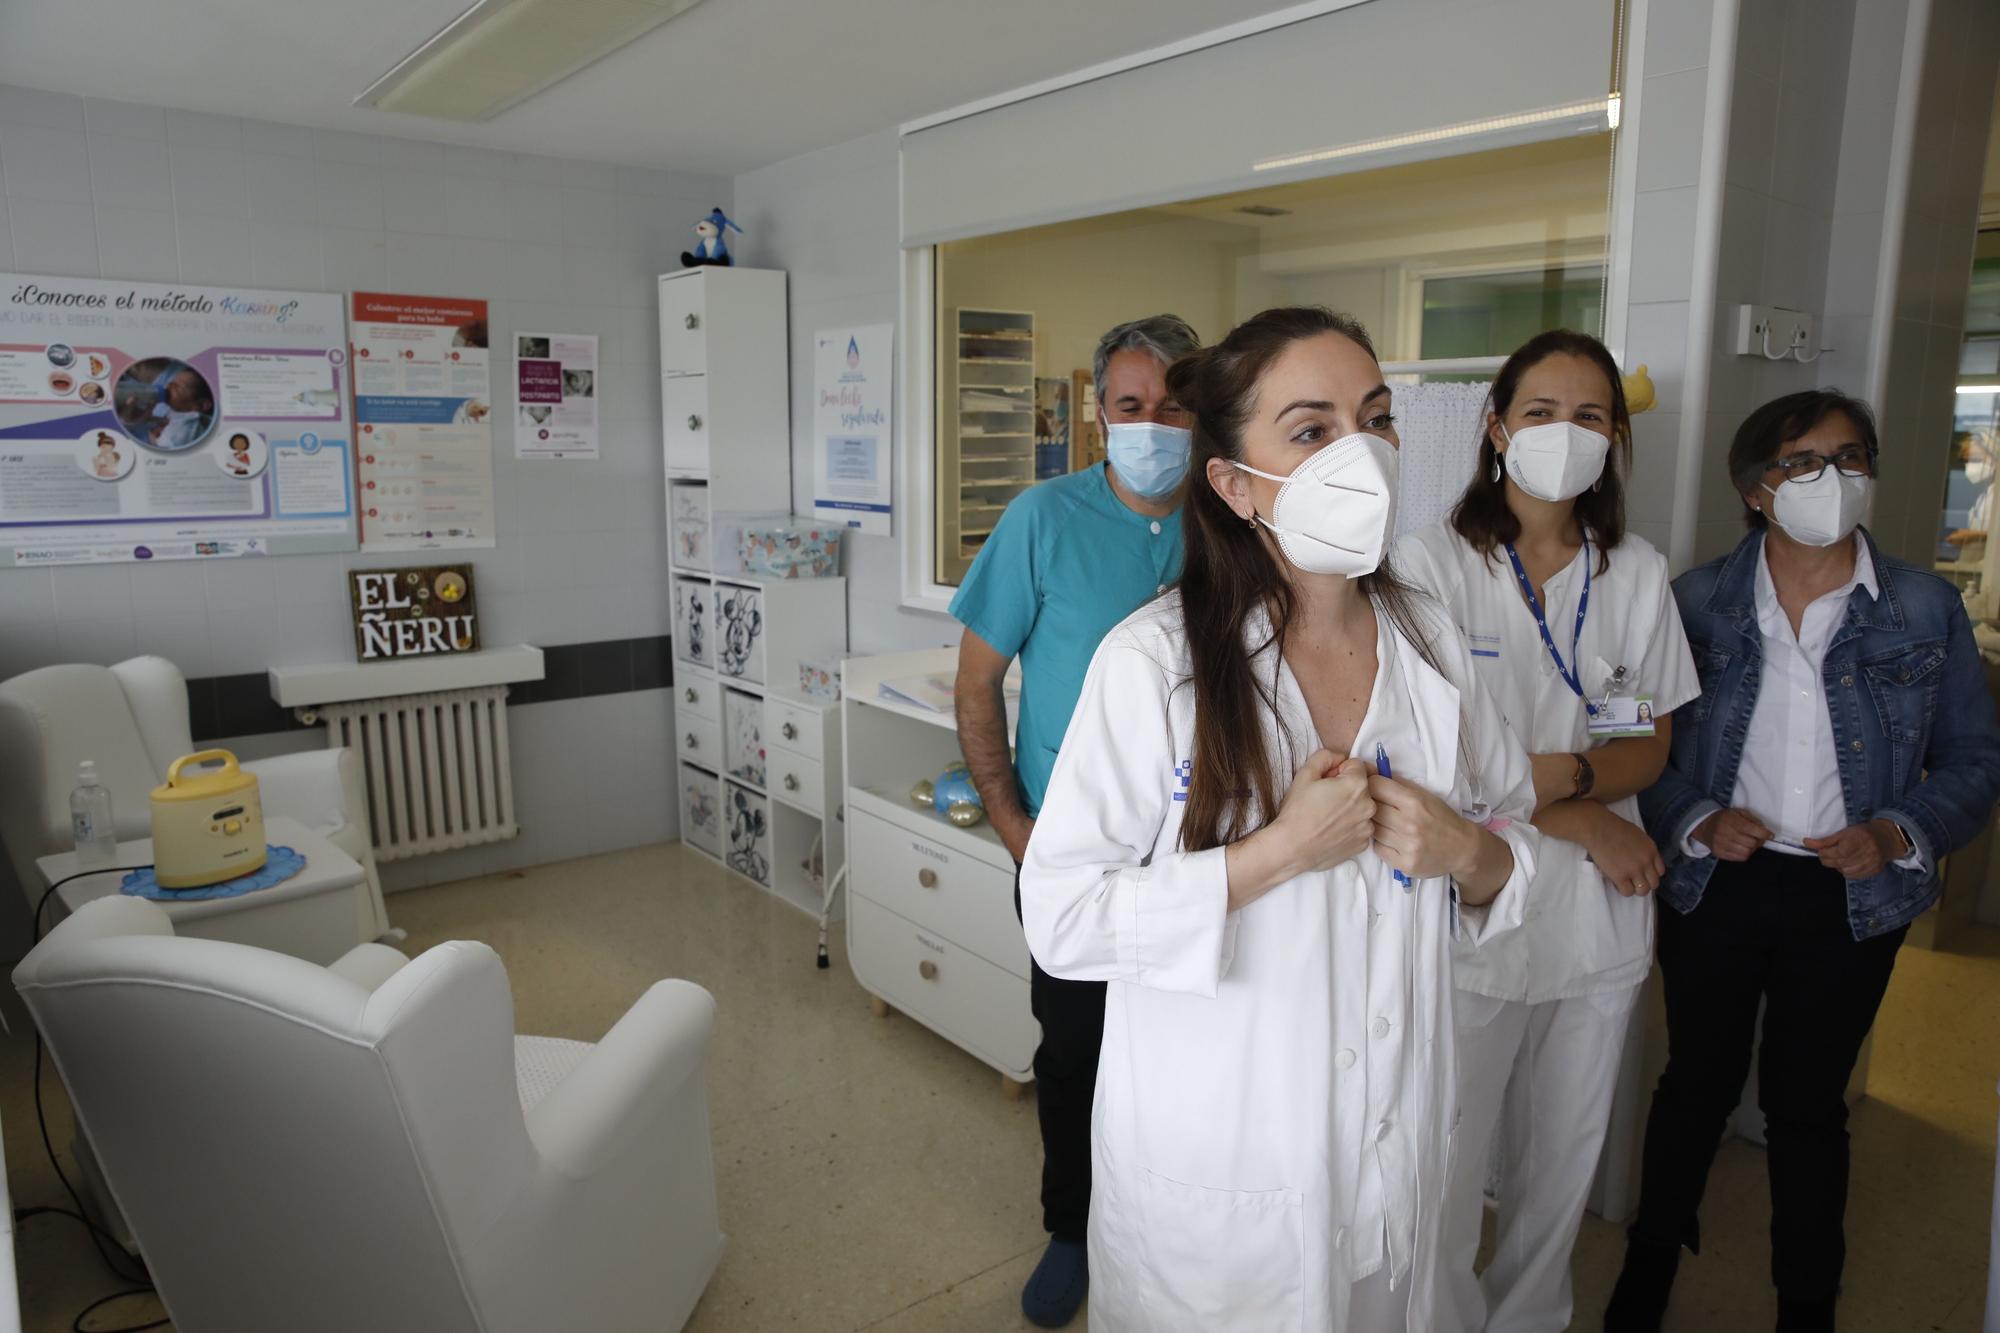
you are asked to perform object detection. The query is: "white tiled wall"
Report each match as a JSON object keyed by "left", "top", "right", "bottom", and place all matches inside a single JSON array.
[
  {"left": 734, "top": 129, "right": 956, "bottom": 656},
  {"left": 0, "top": 82, "right": 732, "bottom": 900}
]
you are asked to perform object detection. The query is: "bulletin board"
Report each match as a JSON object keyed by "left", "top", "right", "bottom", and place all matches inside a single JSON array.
[{"left": 0, "top": 272, "right": 356, "bottom": 565}]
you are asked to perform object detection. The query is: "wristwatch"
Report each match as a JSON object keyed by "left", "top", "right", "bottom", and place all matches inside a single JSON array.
[{"left": 1571, "top": 751, "right": 1596, "bottom": 799}]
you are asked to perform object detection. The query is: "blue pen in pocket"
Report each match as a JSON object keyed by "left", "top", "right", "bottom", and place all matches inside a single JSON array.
[{"left": 1374, "top": 743, "right": 1413, "bottom": 890}]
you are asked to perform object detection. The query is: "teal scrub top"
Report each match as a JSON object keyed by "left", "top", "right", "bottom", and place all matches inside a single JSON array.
[{"left": 949, "top": 464, "right": 1184, "bottom": 817}]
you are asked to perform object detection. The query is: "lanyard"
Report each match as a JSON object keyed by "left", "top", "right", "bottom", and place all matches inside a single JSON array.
[{"left": 1504, "top": 538, "right": 1594, "bottom": 714}]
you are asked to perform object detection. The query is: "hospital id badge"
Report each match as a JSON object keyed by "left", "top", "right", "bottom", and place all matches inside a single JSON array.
[{"left": 1588, "top": 693, "right": 1656, "bottom": 738}]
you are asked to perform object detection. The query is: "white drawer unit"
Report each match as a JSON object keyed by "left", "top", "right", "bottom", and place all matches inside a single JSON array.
[
  {"left": 723, "top": 686, "right": 765, "bottom": 788},
  {"left": 722, "top": 780, "right": 772, "bottom": 886},
  {"left": 680, "top": 763, "right": 722, "bottom": 858},
  {"left": 844, "top": 648, "right": 1037, "bottom": 1095},
  {"left": 712, "top": 581, "right": 764, "bottom": 684},
  {"left": 662, "top": 375, "right": 710, "bottom": 474},
  {"left": 767, "top": 747, "right": 824, "bottom": 816},
  {"left": 668, "top": 480, "right": 711, "bottom": 568},
  {"left": 676, "top": 712, "right": 721, "bottom": 768},
  {"left": 655, "top": 268, "right": 789, "bottom": 514},
  {"left": 672, "top": 577, "right": 710, "bottom": 669},
  {"left": 848, "top": 806, "right": 1028, "bottom": 979},
  {"left": 678, "top": 670, "right": 719, "bottom": 723},
  {"left": 661, "top": 266, "right": 848, "bottom": 923},
  {"left": 711, "top": 575, "right": 846, "bottom": 691},
  {"left": 848, "top": 893, "right": 1035, "bottom": 1080},
  {"left": 658, "top": 277, "right": 707, "bottom": 375},
  {"left": 765, "top": 696, "right": 823, "bottom": 762}
]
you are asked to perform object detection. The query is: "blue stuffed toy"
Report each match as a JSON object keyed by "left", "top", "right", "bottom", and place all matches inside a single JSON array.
[{"left": 681, "top": 206, "right": 742, "bottom": 268}]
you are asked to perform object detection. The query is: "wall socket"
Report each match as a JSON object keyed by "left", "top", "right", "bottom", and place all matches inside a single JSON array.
[{"left": 1734, "top": 304, "right": 1818, "bottom": 359}]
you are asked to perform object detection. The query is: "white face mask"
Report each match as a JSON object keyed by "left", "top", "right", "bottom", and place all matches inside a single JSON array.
[
  {"left": 1501, "top": 420, "right": 1610, "bottom": 502},
  {"left": 1967, "top": 456, "right": 1994, "bottom": 486},
  {"left": 1232, "top": 432, "right": 1399, "bottom": 576},
  {"left": 1764, "top": 468, "right": 1872, "bottom": 547}
]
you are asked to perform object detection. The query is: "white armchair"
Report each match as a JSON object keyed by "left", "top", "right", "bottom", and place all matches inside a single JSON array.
[
  {"left": 0, "top": 655, "right": 389, "bottom": 940},
  {"left": 15, "top": 897, "right": 724, "bottom": 1333}
]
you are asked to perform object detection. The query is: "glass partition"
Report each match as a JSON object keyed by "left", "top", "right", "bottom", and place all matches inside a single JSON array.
[{"left": 930, "top": 132, "right": 1616, "bottom": 585}]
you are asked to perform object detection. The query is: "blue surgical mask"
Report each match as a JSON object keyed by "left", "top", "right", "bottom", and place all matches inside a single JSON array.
[{"left": 1105, "top": 420, "right": 1192, "bottom": 499}]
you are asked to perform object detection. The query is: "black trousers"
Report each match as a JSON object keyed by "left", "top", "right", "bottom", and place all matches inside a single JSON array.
[
  {"left": 1630, "top": 849, "right": 1907, "bottom": 1305},
  {"left": 1016, "top": 869, "right": 1106, "bottom": 1242}
]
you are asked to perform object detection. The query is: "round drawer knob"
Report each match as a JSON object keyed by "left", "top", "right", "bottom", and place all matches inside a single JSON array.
[
  {"left": 781, "top": 722, "right": 798, "bottom": 740},
  {"left": 917, "top": 868, "right": 938, "bottom": 888},
  {"left": 918, "top": 959, "right": 939, "bottom": 981},
  {"left": 784, "top": 774, "right": 800, "bottom": 792},
  {"left": 684, "top": 313, "right": 700, "bottom": 330},
  {"left": 685, "top": 733, "right": 699, "bottom": 748},
  {"left": 684, "top": 688, "right": 698, "bottom": 703},
  {"left": 687, "top": 414, "right": 703, "bottom": 431}
]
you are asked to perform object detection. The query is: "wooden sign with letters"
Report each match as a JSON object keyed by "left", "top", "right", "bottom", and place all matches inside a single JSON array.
[{"left": 349, "top": 564, "right": 479, "bottom": 661}]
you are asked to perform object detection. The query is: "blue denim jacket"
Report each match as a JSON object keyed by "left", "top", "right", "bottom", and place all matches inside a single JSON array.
[{"left": 1639, "top": 528, "right": 2000, "bottom": 939}]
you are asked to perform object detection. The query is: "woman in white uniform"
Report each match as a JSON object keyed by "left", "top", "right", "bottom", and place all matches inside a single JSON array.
[
  {"left": 1020, "top": 307, "right": 1541, "bottom": 1332},
  {"left": 1394, "top": 330, "right": 1699, "bottom": 1333}
]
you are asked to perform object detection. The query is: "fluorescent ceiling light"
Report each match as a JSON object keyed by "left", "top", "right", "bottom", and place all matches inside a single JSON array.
[
  {"left": 357, "top": 0, "right": 706, "bottom": 122},
  {"left": 1960, "top": 383, "right": 2000, "bottom": 394},
  {"left": 1254, "top": 96, "right": 1616, "bottom": 174}
]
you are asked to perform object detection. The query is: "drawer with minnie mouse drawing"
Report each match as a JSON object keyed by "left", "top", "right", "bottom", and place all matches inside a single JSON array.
[{"left": 709, "top": 574, "right": 848, "bottom": 693}]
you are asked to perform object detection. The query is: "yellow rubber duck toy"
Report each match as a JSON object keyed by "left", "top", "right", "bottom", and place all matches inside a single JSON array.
[{"left": 1623, "top": 364, "right": 1656, "bottom": 414}]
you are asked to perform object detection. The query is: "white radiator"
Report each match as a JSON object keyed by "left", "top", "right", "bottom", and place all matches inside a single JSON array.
[{"left": 319, "top": 685, "right": 518, "bottom": 861}]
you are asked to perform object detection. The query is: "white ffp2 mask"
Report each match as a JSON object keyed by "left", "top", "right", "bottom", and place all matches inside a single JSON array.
[
  {"left": 1764, "top": 468, "right": 1871, "bottom": 547},
  {"left": 1233, "top": 432, "right": 1399, "bottom": 576},
  {"left": 1501, "top": 421, "right": 1610, "bottom": 502}
]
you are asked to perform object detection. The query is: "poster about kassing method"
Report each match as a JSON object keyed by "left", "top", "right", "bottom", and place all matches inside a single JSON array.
[
  {"left": 0, "top": 273, "right": 355, "bottom": 565},
  {"left": 514, "top": 332, "right": 598, "bottom": 460}
]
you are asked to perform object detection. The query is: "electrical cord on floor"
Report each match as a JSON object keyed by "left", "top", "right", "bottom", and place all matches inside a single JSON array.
[{"left": 15, "top": 864, "right": 172, "bottom": 1331}]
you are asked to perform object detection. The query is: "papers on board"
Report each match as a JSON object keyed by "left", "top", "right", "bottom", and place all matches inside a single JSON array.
[{"left": 878, "top": 672, "right": 1020, "bottom": 714}]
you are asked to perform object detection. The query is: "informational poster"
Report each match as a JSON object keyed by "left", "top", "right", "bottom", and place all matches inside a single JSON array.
[
  {"left": 812, "top": 323, "right": 893, "bottom": 536},
  {"left": 1388, "top": 379, "right": 1492, "bottom": 542},
  {"left": 0, "top": 273, "right": 355, "bottom": 565},
  {"left": 514, "top": 332, "right": 597, "bottom": 460},
  {"left": 351, "top": 292, "right": 495, "bottom": 551}
]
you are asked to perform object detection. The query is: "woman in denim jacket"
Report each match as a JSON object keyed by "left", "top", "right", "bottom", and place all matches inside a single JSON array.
[{"left": 1605, "top": 389, "right": 2000, "bottom": 1333}]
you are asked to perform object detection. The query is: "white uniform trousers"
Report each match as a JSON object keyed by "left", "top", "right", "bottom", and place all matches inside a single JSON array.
[{"left": 1439, "top": 984, "right": 1640, "bottom": 1333}]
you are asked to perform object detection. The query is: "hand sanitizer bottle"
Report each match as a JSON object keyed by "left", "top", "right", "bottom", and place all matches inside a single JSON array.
[{"left": 70, "top": 760, "right": 116, "bottom": 868}]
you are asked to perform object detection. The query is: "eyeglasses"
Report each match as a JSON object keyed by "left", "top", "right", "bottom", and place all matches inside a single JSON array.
[{"left": 1767, "top": 444, "right": 1877, "bottom": 484}]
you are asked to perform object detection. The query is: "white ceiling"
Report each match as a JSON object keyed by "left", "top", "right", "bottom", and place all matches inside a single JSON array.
[{"left": 0, "top": 0, "right": 1306, "bottom": 176}]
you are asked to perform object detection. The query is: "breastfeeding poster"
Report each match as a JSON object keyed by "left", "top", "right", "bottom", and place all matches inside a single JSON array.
[
  {"left": 351, "top": 292, "right": 495, "bottom": 551},
  {"left": 514, "top": 332, "right": 598, "bottom": 460},
  {"left": 0, "top": 273, "right": 355, "bottom": 565},
  {"left": 812, "top": 323, "right": 894, "bottom": 536}
]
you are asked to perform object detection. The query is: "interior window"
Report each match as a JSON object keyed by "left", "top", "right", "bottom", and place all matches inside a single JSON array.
[{"left": 930, "top": 133, "right": 1616, "bottom": 586}]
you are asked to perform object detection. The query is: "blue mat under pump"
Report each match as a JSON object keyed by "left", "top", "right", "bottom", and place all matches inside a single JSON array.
[{"left": 120, "top": 845, "right": 305, "bottom": 902}]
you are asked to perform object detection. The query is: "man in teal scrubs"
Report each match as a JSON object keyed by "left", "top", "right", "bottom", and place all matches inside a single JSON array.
[{"left": 950, "top": 313, "right": 1200, "bottom": 1328}]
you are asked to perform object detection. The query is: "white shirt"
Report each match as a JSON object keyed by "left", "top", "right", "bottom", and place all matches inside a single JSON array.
[
  {"left": 1019, "top": 593, "right": 1539, "bottom": 1333},
  {"left": 1396, "top": 525, "right": 1700, "bottom": 1001},
  {"left": 1695, "top": 532, "right": 1924, "bottom": 867}
]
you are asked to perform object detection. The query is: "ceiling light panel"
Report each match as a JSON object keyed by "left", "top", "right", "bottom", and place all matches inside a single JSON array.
[{"left": 358, "top": 0, "right": 705, "bottom": 122}]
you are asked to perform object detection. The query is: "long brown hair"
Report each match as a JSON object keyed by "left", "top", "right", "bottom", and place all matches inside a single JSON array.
[
  {"left": 1449, "top": 328, "right": 1632, "bottom": 575},
  {"left": 1169, "top": 306, "right": 1446, "bottom": 853}
]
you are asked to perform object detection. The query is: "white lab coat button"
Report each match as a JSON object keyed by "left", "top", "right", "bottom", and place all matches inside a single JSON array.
[
  {"left": 1371, "top": 1016, "right": 1391, "bottom": 1039},
  {"left": 1336, "top": 1048, "right": 1357, "bottom": 1070},
  {"left": 1149, "top": 520, "right": 1162, "bottom": 535},
  {"left": 1376, "top": 1118, "right": 1393, "bottom": 1141}
]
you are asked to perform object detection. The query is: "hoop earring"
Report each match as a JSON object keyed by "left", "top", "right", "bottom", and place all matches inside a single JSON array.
[
  {"left": 1246, "top": 514, "right": 1257, "bottom": 529},
  {"left": 1491, "top": 456, "right": 1503, "bottom": 484}
]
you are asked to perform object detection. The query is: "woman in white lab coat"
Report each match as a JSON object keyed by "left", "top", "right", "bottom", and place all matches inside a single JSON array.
[
  {"left": 1020, "top": 306, "right": 1540, "bottom": 1333},
  {"left": 1394, "top": 330, "right": 1699, "bottom": 1333}
]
